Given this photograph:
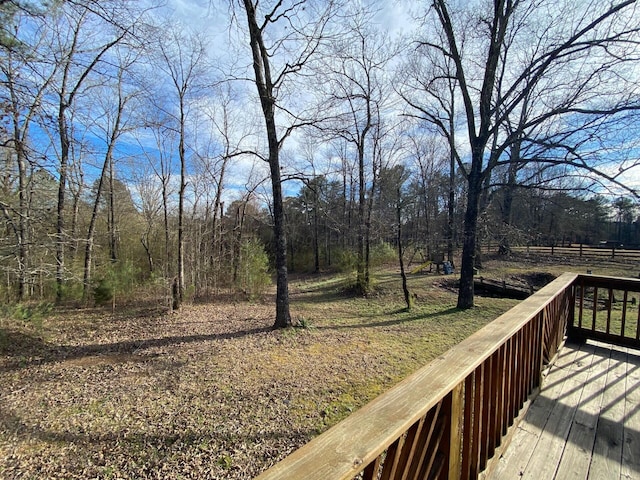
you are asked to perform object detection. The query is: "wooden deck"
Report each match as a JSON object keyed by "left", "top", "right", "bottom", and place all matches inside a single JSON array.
[{"left": 486, "top": 340, "right": 640, "bottom": 480}]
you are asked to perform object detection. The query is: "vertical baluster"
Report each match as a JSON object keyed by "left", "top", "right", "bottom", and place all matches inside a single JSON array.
[
  {"left": 395, "top": 416, "right": 426, "bottom": 480},
  {"left": 592, "top": 287, "right": 598, "bottom": 331},
  {"left": 461, "top": 373, "right": 474, "bottom": 480},
  {"left": 363, "top": 456, "right": 382, "bottom": 480},
  {"left": 535, "top": 313, "right": 544, "bottom": 389},
  {"left": 408, "top": 402, "right": 442, "bottom": 480},
  {"left": 488, "top": 349, "right": 501, "bottom": 460},
  {"left": 379, "top": 434, "right": 405, "bottom": 480},
  {"left": 420, "top": 416, "right": 445, "bottom": 479},
  {"left": 506, "top": 338, "right": 514, "bottom": 426},
  {"left": 495, "top": 344, "right": 507, "bottom": 443},
  {"left": 515, "top": 330, "right": 524, "bottom": 413},
  {"left": 524, "top": 321, "right": 533, "bottom": 395},
  {"left": 444, "top": 384, "right": 464, "bottom": 480},
  {"left": 578, "top": 279, "right": 585, "bottom": 329},
  {"left": 606, "top": 288, "right": 613, "bottom": 335},
  {"left": 480, "top": 356, "right": 492, "bottom": 471},
  {"left": 621, "top": 290, "right": 628, "bottom": 338},
  {"left": 470, "top": 364, "right": 484, "bottom": 478}
]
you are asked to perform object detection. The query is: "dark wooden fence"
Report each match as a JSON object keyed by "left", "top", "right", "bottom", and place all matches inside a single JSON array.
[{"left": 503, "top": 245, "right": 640, "bottom": 261}]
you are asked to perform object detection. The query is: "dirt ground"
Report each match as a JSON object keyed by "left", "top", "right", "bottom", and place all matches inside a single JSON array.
[{"left": 1, "top": 255, "right": 638, "bottom": 479}]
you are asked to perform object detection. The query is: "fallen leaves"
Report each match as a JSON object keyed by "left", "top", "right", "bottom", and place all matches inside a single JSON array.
[{"left": 0, "top": 268, "right": 526, "bottom": 479}]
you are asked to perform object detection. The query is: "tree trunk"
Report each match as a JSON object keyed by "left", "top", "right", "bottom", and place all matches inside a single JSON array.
[
  {"left": 69, "top": 160, "right": 83, "bottom": 259},
  {"left": 141, "top": 230, "right": 154, "bottom": 274},
  {"left": 211, "top": 156, "right": 228, "bottom": 288},
  {"left": 55, "top": 103, "right": 69, "bottom": 303},
  {"left": 500, "top": 149, "right": 519, "bottom": 254},
  {"left": 108, "top": 156, "right": 117, "bottom": 263},
  {"left": 242, "top": 0, "right": 291, "bottom": 328},
  {"left": 457, "top": 151, "right": 483, "bottom": 309},
  {"left": 175, "top": 97, "right": 186, "bottom": 310},
  {"left": 447, "top": 111, "right": 456, "bottom": 268},
  {"left": 356, "top": 140, "right": 367, "bottom": 293},
  {"left": 363, "top": 154, "right": 377, "bottom": 292},
  {"left": 269, "top": 155, "right": 292, "bottom": 328},
  {"left": 232, "top": 203, "right": 244, "bottom": 286},
  {"left": 16, "top": 138, "right": 29, "bottom": 301},
  {"left": 162, "top": 175, "right": 172, "bottom": 304},
  {"left": 313, "top": 202, "right": 320, "bottom": 273},
  {"left": 397, "top": 187, "right": 411, "bottom": 310},
  {"left": 82, "top": 151, "right": 110, "bottom": 302}
]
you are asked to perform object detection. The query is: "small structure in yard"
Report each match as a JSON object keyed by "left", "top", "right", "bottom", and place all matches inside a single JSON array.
[{"left": 474, "top": 277, "right": 532, "bottom": 299}]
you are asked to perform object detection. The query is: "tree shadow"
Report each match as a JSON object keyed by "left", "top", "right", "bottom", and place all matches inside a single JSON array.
[
  {"left": 0, "top": 324, "right": 273, "bottom": 373},
  {"left": 315, "top": 306, "right": 460, "bottom": 330},
  {"left": 0, "top": 408, "right": 314, "bottom": 477},
  {"left": 518, "top": 341, "right": 640, "bottom": 477}
]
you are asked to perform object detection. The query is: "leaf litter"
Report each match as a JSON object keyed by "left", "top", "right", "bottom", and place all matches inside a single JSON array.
[{"left": 0, "top": 272, "right": 522, "bottom": 479}]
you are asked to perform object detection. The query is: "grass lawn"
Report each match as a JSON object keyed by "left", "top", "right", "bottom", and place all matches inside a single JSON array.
[{"left": 1, "top": 254, "right": 638, "bottom": 479}]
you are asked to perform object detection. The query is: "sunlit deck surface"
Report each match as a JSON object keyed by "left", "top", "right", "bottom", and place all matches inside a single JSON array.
[{"left": 487, "top": 340, "right": 640, "bottom": 480}]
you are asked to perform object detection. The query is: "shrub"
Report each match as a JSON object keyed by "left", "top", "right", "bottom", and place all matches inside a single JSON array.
[
  {"left": 237, "top": 239, "right": 272, "bottom": 299},
  {"left": 10, "top": 302, "right": 53, "bottom": 322},
  {"left": 370, "top": 242, "right": 397, "bottom": 266},
  {"left": 94, "top": 260, "right": 140, "bottom": 305},
  {"left": 0, "top": 302, "right": 53, "bottom": 330},
  {"left": 93, "top": 278, "right": 113, "bottom": 306},
  {"left": 336, "top": 249, "right": 358, "bottom": 274}
]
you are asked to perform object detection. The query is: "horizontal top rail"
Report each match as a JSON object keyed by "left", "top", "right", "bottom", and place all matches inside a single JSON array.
[
  {"left": 575, "top": 273, "right": 640, "bottom": 290},
  {"left": 255, "top": 272, "right": 579, "bottom": 480},
  {"left": 571, "top": 273, "right": 640, "bottom": 350}
]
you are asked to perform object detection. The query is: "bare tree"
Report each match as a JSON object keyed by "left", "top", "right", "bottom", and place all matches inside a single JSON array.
[
  {"left": 81, "top": 51, "right": 140, "bottom": 302},
  {"left": 134, "top": 108, "right": 177, "bottom": 307},
  {"left": 399, "top": 24, "right": 461, "bottom": 267},
  {"left": 237, "top": 0, "right": 340, "bottom": 328},
  {"left": 319, "top": 8, "right": 398, "bottom": 294},
  {"left": 416, "top": 0, "right": 640, "bottom": 308},
  {"left": 151, "top": 24, "right": 209, "bottom": 309},
  {"left": 46, "top": 1, "right": 132, "bottom": 302},
  {"left": 197, "top": 85, "right": 255, "bottom": 294},
  {"left": 0, "top": 7, "right": 59, "bottom": 300}
]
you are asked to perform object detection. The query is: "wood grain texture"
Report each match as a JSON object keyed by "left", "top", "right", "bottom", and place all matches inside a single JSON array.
[{"left": 486, "top": 341, "right": 640, "bottom": 480}]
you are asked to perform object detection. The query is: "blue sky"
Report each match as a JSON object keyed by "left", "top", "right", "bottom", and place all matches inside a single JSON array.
[{"left": 19, "top": 0, "right": 639, "bottom": 215}]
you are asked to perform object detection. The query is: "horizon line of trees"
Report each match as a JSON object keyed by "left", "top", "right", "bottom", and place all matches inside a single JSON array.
[
  {"left": 1, "top": 157, "right": 637, "bottom": 304},
  {"left": 1, "top": 0, "right": 639, "bottom": 324}
]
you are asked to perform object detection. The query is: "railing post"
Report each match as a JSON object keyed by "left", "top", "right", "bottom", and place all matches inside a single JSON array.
[
  {"left": 568, "top": 281, "right": 576, "bottom": 337},
  {"left": 447, "top": 382, "right": 464, "bottom": 480}
]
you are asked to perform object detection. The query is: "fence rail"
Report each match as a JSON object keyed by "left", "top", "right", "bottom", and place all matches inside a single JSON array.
[{"left": 506, "top": 245, "right": 640, "bottom": 260}]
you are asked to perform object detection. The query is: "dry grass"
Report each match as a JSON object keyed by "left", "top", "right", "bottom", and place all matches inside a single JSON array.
[{"left": 1, "top": 254, "right": 638, "bottom": 479}]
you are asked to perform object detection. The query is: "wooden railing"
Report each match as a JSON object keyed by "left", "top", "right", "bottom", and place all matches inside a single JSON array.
[
  {"left": 570, "top": 274, "right": 640, "bottom": 350},
  {"left": 256, "top": 273, "right": 580, "bottom": 480}
]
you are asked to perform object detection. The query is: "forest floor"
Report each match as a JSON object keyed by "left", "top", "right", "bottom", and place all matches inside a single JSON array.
[{"left": 1, "top": 253, "right": 638, "bottom": 479}]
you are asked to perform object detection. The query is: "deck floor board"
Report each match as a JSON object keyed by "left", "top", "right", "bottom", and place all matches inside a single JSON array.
[
  {"left": 623, "top": 349, "right": 640, "bottom": 479},
  {"left": 486, "top": 341, "right": 640, "bottom": 480}
]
